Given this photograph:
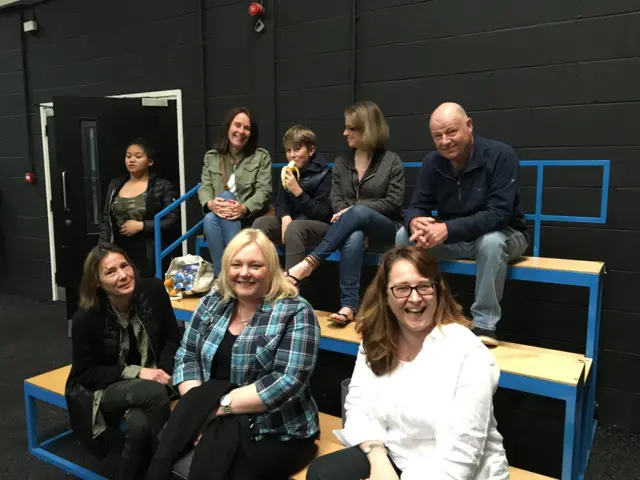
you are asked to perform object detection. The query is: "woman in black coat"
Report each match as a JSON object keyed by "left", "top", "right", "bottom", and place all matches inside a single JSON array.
[
  {"left": 99, "top": 137, "right": 179, "bottom": 277},
  {"left": 65, "top": 243, "right": 182, "bottom": 480}
]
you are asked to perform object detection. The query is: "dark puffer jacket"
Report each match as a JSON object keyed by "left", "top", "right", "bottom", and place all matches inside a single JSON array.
[
  {"left": 99, "top": 172, "right": 178, "bottom": 274},
  {"left": 65, "top": 278, "right": 182, "bottom": 458}
]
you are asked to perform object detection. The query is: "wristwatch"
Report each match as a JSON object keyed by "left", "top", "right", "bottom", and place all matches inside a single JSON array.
[
  {"left": 220, "top": 394, "right": 232, "bottom": 415},
  {"left": 363, "top": 443, "right": 386, "bottom": 455}
]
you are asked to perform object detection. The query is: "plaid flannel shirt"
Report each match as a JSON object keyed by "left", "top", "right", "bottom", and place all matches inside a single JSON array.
[{"left": 172, "top": 290, "right": 321, "bottom": 440}]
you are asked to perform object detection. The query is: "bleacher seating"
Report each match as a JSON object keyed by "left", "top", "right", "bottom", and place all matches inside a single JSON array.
[
  {"left": 24, "top": 366, "right": 557, "bottom": 479},
  {"left": 24, "top": 159, "right": 608, "bottom": 479},
  {"left": 164, "top": 159, "right": 609, "bottom": 480}
]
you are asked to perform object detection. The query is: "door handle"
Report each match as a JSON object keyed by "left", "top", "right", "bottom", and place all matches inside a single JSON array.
[{"left": 61, "top": 170, "right": 69, "bottom": 212}]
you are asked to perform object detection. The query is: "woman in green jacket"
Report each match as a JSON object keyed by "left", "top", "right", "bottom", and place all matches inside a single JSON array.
[{"left": 198, "top": 107, "right": 272, "bottom": 276}]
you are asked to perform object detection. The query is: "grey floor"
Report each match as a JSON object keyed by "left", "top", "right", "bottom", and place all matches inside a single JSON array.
[{"left": 1, "top": 291, "right": 638, "bottom": 479}]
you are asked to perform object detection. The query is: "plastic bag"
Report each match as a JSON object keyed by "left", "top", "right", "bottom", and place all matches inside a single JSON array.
[{"left": 164, "top": 254, "right": 215, "bottom": 299}]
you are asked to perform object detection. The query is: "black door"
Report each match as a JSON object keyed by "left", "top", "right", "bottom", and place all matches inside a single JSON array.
[{"left": 50, "top": 96, "right": 180, "bottom": 320}]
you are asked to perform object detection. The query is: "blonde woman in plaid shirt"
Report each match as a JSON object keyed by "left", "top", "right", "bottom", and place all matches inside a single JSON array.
[{"left": 172, "top": 228, "right": 321, "bottom": 479}]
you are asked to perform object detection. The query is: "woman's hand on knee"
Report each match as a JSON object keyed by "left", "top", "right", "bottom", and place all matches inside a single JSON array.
[
  {"left": 331, "top": 206, "right": 352, "bottom": 223},
  {"left": 139, "top": 368, "right": 171, "bottom": 385}
]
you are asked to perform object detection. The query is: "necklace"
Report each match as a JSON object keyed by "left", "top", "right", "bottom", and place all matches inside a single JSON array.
[{"left": 235, "top": 302, "right": 257, "bottom": 327}]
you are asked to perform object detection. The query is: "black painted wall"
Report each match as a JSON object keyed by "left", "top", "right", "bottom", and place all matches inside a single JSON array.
[{"left": 1, "top": 0, "right": 639, "bottom": 441}]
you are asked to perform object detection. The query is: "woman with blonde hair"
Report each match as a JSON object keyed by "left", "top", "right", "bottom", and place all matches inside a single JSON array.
[
  {"left": 286, "top": 101, "right": 405, "bottom": 325},
  {"left": 164, "top": 228, "right": 321, "bottom": 479},
  {"left": 307, "top": 246, "right": 509, "bottom": 480}
]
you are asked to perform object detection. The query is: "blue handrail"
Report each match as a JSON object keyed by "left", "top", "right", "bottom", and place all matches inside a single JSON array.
[
  {"left": 276, "top": 159, "right": 610, "bottom": 256},
  {"left": 160, "top": 159, "right": 610, "bottom": 274},
  {"left": 154, "top": 183, "right": 203, "bottom": 278},
  {"left": 519, "top": 160, "right": 610, "bottom": 256}
]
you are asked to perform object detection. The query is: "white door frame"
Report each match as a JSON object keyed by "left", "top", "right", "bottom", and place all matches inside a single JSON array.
[{"left": 40, "top": 89, "right": 188, "bottom": 301}]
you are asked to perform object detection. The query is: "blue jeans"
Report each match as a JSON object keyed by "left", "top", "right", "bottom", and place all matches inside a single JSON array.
[
  {"left": 203, "top": 190, "right": 241, "bottom": 276},
  {"left": 395, "top": 226, "right": 528, "bottom": 331},
  {"left": 312, "top": 205, "right": 398, "bottom": 312}
]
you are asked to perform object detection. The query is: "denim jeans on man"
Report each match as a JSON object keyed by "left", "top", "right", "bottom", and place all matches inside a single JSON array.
[
  {"left": 396, "top": 227, "right": 528, "bottom": 331},
  {"left": 203, "top": 189, "right": 241, "bottom": 276},
  {"left": 311, "top": 204, "right": 397, "bottom": 312}
]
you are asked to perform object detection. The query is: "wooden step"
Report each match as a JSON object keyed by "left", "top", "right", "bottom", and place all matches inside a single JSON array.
[
  {"left": 171, "top": 298, "right": 588, "bottom": 388},
  {"left": 193, "top": 235, "right": 604, "bottom": 276},
  {"left": 25, "top": 369, "right": 555, "bottom": 480},
  {"left": 290, "top": 413, "right": 556, "bottom": 480},
  {"left": 315, "top": 310, "right": 586, "bottom": 387},
  {"left": 25, "top": 364, "right": 70, "bottom": 395},
  {"left": 171, "top": 296, "right": 201, "bottom": 315},
  {"left": 510, "top": 467, "right": 557, "bottom": 479},
  {"left": 445, "top": 256, "right": 603, "bottom": 275}
]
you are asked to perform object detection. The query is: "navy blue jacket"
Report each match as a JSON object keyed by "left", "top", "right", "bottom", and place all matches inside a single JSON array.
[
  {"left": 405, "top": 135, "right": 527, "bottom": 243},
  {"left": 275, "top": 152, "right": 331, "bottom": 222}
]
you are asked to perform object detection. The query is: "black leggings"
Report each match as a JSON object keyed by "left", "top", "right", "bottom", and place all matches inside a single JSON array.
[
  {"left": 101, "top": 378, "right": 171, "bottom": 480},
  {"left": 306, "top": 446, "right": 402, "bottom": 480}
]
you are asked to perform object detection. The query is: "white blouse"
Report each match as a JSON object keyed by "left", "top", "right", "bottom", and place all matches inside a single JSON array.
[{"left": 334, "top": 323, "right": 509, "bottom": 480}]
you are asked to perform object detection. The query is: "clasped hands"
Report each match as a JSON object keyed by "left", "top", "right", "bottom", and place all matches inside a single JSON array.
[
  {"left": 208, "top": 197, "right": 247, "bottom": 220},
  {"left": 409, "top": 216, "right": 448, "bottom": 248}
]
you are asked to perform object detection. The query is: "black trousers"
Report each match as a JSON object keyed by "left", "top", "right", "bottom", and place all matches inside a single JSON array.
[
  {"left": 306, "top": 446, "right": 402, "bottom": 480},
  {"left": 252, "top": 216, "right": 330, "bottom": 270},
  {"left": 101, "top": 378, "right": 171, "bottom": 480},
  {"left": 249, "top": 435, "right": 318, "bottom": 480},
  {"left": 171, "top": 432, "right": 318, "bottom": 480}
]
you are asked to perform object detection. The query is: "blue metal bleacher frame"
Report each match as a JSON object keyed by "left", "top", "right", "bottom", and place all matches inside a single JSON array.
[
  {"left": 21, "top": 160, "right": 608, "bottom": 480},
  {"left": 24, "top": 377, "right": 109, "bottom": 480},
  {"left": 157, "top": 159, "right": 609, "bottom": 480}
]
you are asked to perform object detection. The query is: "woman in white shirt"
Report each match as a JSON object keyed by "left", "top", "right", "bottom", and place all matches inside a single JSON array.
[{"left": 306, "top": 246, "right": 509, "bottom": 480}]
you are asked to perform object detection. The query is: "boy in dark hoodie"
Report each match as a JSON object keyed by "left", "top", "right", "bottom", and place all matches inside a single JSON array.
[{"left": 253, "top": 125, "right": 332, "bottom": 269}]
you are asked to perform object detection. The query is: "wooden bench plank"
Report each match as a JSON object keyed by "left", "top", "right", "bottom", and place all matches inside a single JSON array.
[
  {"left": 171, "top": 296, "right": 202, "bottom": 315},
  {"left": 25, "top": 369, "right": 556, "bottom": 480},
  {"left": 510, "top": 256, "right": 603, "bottom": 275},
  {"left": 510, "top": 467, "right": 557, "bottom": 479},
  {"left": 291, "top": 413, "right": 557, "bottom": 480},
  {"left": 449, "top": 256, "right": 604, "bottom": 275},
  {"left": 316, "top": 311, "right": 585, "bottom": 386},
  {"left": 291, "top": 413, "right": 342, "bottom": 479},
  {"left": 193, "top": 237, "right": 604, "bottom": 276},
  {"left": 584, "top": 358, "right": 593, "bottom": 382},
  {"left": 170, "top": 300, "right": 587, "bottom": 386},
  {"left": 25, "top": 365, "right": 70, "bottom": 396}
]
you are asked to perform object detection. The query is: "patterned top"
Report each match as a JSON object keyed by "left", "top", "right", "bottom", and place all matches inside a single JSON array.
[
  {"left": 92, "top": 308, "right": 155, "bottom": 437},
  {"left": 112, "top": 191, "right": 146, "bottom": 228},
  {"left": 172, "top": 289, "right": 321, "bottom": 440}
]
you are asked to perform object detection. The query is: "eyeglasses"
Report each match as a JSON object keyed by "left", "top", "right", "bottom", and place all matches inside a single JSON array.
[{"left": 389, "top": 282, "right": 436, "bottom": 299}]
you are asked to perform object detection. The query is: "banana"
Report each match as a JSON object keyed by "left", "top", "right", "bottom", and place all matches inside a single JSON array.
[{"left": 281, "top": 160, "right": 300, "bottom": 189}]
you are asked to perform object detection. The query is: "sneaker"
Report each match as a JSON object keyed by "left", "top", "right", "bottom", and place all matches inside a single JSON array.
[{"left": 472, "top": 327, "right": 499, "bottom": 348}]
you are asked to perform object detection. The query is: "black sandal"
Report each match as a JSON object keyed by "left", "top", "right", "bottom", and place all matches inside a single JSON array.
[
  {"left": 285, "top": 256, "right": 319, "bottom": 288},
  {"left": 285, "top": 271, "right": 303, "bottom": 287},
  {"left": 329, "top": 309, "right": 354, "bottom": 326}
]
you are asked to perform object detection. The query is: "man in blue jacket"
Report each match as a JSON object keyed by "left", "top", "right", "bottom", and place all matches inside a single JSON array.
[{"left": 396, "top": 103, "right": 528, "bottom": 346}]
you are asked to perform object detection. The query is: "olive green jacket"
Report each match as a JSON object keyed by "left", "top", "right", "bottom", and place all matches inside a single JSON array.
[{"left": 197, "top": 148, "right": 272, "bottom": 214}]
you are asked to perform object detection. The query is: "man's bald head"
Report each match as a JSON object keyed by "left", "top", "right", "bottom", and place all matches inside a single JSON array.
[
  {"left": 429, "top": 102, "right": 474, "bottom": 167},
  {"left": 430, "top": 102, "right": 468, "bottom": 128}
]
